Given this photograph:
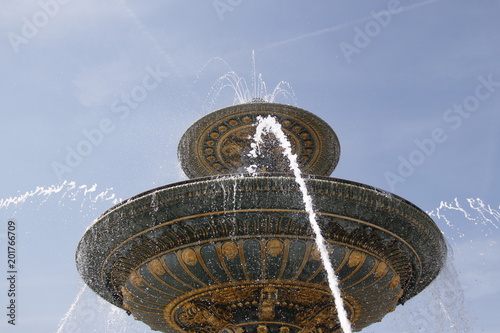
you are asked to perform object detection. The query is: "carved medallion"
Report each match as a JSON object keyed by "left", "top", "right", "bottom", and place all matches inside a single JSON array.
[
  {"left": 267, "top": 239, "right": 284, "bottom": 257},
  {"left": 221, "top": 241, "right": 239, "bottom": 260},
  {"left": 181, "top": 248, "right": 198, "bottom": 266}
]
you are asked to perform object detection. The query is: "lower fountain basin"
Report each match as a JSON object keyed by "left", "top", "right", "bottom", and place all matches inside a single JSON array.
[{"left": 76, "top": 174, "right": 446, "bottom": 333}]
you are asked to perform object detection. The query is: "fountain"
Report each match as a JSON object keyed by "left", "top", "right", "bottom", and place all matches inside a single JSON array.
[{"left": 76, "top": 101, "right": 446, "bottom": 332}]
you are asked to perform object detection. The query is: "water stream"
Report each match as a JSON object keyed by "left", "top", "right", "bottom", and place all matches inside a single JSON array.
[
  {"left": 247, "top": 115, "right": 353, "bottom": 333},
  {"left": 202, "top": 51, "right": 297, "bottom": 109},
  {"left": 56, "top": 284, "right": 87, "bottom": 333}
]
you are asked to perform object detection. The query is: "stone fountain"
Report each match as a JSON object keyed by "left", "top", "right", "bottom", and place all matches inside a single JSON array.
[{"left": 76, "top": 101, "right": 446, "bottom": 332}]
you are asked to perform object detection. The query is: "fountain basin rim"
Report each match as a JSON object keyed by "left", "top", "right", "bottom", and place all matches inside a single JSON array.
[
  {"left": 76, "top": 173, "right": 446, "bottom": 311},
  {"left": 90, "top": 173, "right": 423, "bottom": 222}
]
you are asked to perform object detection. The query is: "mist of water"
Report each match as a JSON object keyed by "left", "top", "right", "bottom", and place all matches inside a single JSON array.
[
  {"left": 54, "top": 284, "right": 150, "bottom": 333},
  {"left": 428, "top": 197, "right": 500, "bottom": 238},
  {"left": 201, "top": 51, "right": 297, "bottom": 109},
  {"left": 247, "top": 115, "right": 353, "bottom": 333},
  {"left": 56, "top": 284, "right": 87, "bottom": 333},
  {"left": 0, "top": 180, "right": 120, "bottom": 211}
]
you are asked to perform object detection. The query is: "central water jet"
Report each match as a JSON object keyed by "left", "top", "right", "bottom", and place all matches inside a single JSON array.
[
  {"left": 76, "top": 102, "right": 446, "bottom": 333},
  {"left": 248, "top": 115, "right": 351, "bottom": 333}
]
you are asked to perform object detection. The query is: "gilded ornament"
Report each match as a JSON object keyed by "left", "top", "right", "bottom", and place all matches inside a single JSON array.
[
  {"left": 222, "top": 242, "right": 239, "bottom": 260},
  {"left": 310, "top": 244, "right": 321, "bottom": 261},
  {"left": 390, "top": 275, "right": 401, "bottom": 290},
  {"left": 220, "top": 325, "right": 244, "bottom": 333},
  {"left": 259, "top": 287, "right": 278, "bottom": 320},
  {"left": 120, "top": 286, "right": 132, "bottom": 300},
  {"left": 176, "top": 302, "right": 232, "bottom": 332},
  {"left": 129, "top": 270, "right": 143, "bottom": 287},
  {"left": 266, "top": 239, "right": 284, "bottom": 257},
  {"left": 374, "top": 262, "right": 388, "bottom": 277},
  {"left": 348, "top": 250, "right": 364, "bottom": 267},
  {"left": 181, "top": 248, "right": 198, "bottom": 266},
  {"left": 213, "top": 287, "right": 258, "bottom": 305},
  {"left": 148, "top": 258, "right": 166, "bottom": 275},
  {"left": 257, "top": 325, "right": 268, "bottom": 333},
  {"left": 296, "top": 305, "right": 339, "bottom": 331}
]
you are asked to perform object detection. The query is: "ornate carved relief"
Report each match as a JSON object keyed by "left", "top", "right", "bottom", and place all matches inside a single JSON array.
[{"left": 176, "top": 302, "right": 233, "bottom": 333}]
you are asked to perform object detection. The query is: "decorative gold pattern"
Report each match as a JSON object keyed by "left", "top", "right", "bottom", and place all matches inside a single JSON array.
[
  {"left": 122, "top": 228, "right": 402, "bottom": 332},
  {"left": 347, "top": 250, "right": 364, "bottom": 267},
  {"left": 280, "top": 288, "right": 333, "bottom": 307},
  {"left": 158, "top": 282, "right": 352, "bottom": 332},
  {"left": 259, "top": 287, "right": 278, "bottom": 320},
  {"left": 148, "top": 258, "right": 166, "bottom": 275},
  {"left": 257, "top": 325, "right": 269, "bottom": 333},
  {"left": 267, "top": 239, "right": 284, "bottom": 257},
  {"left": 200, "top": 286, "right": 260, "bottom": 305},
  {"left": 102, "top": 199, "right": 427, "bottom": 332},
  {"left": 390, "top": 275, "right": 401, "bottom": 289},
  {"left": 181, "top": 249, "right": 198, "bottom": 266},
  {"left": 374, "top": 262, "right": 388, "bottom": 278},
  {"left": 175, "top": 302, "right": 233, "bottom": 333},
  {"left": 120, "top": 228, "right": 406, "bottom": 332},
  {"left": 296, "top": 305, "right": 339, "bottom": 332},
  {"left": 120, "top": 286, "right": 131, "bottom": 301},
  {"left": 310, "top": 245, "right": 321, "bottom": 261},
  {"left": 222, "top": 242, "right": 239, "bottom": 260},
  {"left": 220, "top": 325, "right": 245, "bottom": 333},
  {"left": 129, "top": 270, "right": 143, "bottom": 288}
]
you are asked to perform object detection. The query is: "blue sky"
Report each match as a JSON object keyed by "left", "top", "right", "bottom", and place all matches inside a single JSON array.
[{"left": 0, "top": 0, "right": 499, "bottom": 332}]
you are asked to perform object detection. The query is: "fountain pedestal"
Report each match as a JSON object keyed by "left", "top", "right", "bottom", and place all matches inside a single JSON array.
[{"left": 76, "top": 103, "right": 446, "bottom": 332}]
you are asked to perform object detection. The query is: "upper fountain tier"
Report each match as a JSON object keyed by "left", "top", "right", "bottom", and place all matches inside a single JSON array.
[{"left": 178, "top": 102, "right": 341, "bottom": 179}]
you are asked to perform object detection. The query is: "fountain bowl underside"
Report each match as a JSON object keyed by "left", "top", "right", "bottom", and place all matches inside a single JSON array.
[{"left": 76, "top": 174, "right": 446, "bottom": 333}]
